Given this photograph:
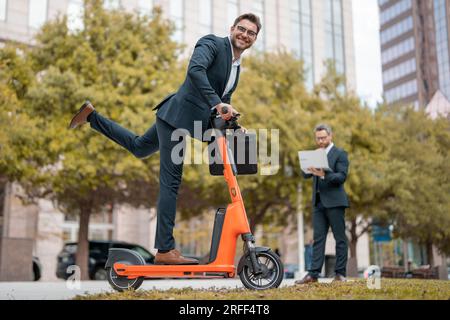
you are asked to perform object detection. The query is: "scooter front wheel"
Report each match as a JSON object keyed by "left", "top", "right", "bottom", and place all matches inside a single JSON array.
[{"left": 238, "top": 250, "right": 283, "bottom": 290}]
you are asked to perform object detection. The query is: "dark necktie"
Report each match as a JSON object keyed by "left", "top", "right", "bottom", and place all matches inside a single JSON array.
[{"left": 315, "top": 176, "right": 320, "bottom": 194}]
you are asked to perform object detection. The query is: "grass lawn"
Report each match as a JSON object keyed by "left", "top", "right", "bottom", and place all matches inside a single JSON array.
[{"left": 75, "top": 278, "right": 450, "bottom": 300}]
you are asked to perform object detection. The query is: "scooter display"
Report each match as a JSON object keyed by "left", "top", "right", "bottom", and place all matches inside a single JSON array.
[{"left": 105, "top": 108, "right": 284, "bottom": 291}]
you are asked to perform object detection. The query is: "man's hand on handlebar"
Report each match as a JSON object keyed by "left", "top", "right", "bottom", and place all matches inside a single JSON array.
[{"left": 215, "top": 103, "right": 239, "bottom": 121}]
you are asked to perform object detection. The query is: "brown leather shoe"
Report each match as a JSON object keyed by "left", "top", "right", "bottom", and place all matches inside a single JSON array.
[
  {"left": 294, "top": 274, "right": 318, "bottom": 285},
  {"left": 155, "top": 249, "right": 199, "bottom": 265},
  {"left": 334, "top": 274, "right": 347, "bottom": 282},
  {"left": 69, "top": 100, "right": 95, "bottom": 129}
]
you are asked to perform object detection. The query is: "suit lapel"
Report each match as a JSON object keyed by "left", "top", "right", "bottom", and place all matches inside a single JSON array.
[
  {"left": 327, "top": 146, "right": 338, "bottom": 168},
  {"left": 232, "top": 66, "right": 240, "bottom": 90},
  {"left": 226, "top": 65, "right": 240, "bottom": 96},
  {"left": 223, "top": 37, "right": 232, "bottom": 93}
]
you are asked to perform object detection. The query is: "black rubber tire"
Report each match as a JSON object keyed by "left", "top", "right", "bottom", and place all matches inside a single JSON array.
[
  {"left": 106, "top": 267, "right": 144, "bottom": 292},
  {"left": 93, "top": 267, "right": 108, "bottom": 281},
  {"left": 238, "top": 250, "right": 284, "bottom": 290},
  {"left": 106, "top": 250, "right": 145, "bottom": 292}
]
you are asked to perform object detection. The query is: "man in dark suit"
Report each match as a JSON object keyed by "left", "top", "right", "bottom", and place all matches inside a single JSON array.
[
  {"left": 68, "top": 13, "right": 262, "bottom": 265},
  {"left": 295, "top": 124, "right": 350, "bottom": 284}
]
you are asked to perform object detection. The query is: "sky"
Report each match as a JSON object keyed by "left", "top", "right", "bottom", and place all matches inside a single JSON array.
[{"left": 352, "top": 0, "right": 384, "bottom": 108}]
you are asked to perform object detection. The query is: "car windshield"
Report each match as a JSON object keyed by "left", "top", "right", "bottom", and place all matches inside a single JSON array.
[
  {"left": 131, "top": 246, "right": 153, "bottom": 261},
  {"left": 64, "top": 244, "right": 77, "bottom": 254},
  {"left": 90, "top": 242, "right": 109, "bottom": 253},
  {"left": 112, "top": 243, "right": 154, "bottom": 261}
]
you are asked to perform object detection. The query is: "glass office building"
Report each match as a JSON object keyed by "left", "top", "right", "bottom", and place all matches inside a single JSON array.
[
  {"left": 0, "top": 0, "right": 357, "bottom": 92},
  {"left": 378, "top": 0, "right": 450, "bottom": 107}
]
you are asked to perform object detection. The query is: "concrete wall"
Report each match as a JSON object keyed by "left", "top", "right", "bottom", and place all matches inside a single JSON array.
[
  {"left": 0, "top": 238, "right": 34, "bottom": 281},
  {"left": 0, "top": 183, "right": 38, "bottom": 281},
  {"left": 113, "top": 205, "right": 156, "bottom": 253}
]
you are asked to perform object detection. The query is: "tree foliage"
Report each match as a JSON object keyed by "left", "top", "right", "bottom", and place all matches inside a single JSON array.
[{"left": 1, "top": 1, "right": 184, "bottom": 279}]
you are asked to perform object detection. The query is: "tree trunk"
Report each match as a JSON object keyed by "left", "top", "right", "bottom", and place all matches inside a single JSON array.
[
  {"left": 249, "top": 218, "right": 257, "bottom": 235},
  {"left": 249, "top": 210, "right": 264, "bottom": 235},
  {"left": 75, "top": 207, "right": 91, "bottom": 280},
  {"left": 346, "top": 219, "right": 359, "bottom": 277},
  {"left": 402, "top": 239, "right": 409, "bottom": 272},
  {"left": 426, "top": 240, "right": 434, "bottom": 267},
  {"left": 347, "top": 239, "right": 359, "bottom": 277}
]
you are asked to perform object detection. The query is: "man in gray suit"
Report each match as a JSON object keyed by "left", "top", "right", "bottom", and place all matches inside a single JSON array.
[
  {"left": 69, "top": 13, "right": 261, "bottom": 265},
  {"left": 296, "top": 124, "right": 350, "bottom": 284}
]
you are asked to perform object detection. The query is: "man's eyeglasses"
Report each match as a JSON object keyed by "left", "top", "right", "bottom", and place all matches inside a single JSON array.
[{"left": 236, "top": 25, "right": 258, "bottom": 39}]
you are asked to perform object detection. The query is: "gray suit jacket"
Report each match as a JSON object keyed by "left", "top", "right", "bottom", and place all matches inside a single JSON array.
[
  {"left": 154, "top": 34, "right": 240, "bottom": 138},
  {"left": 303, "top": 146, "right": 350, "bottom": 208}
]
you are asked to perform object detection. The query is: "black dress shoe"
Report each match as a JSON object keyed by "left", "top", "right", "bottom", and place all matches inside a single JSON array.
[
  {"left": 334, "top": 274, "right": 347, "bottom": 282},
  {"left": 294, "top": 274, "right": 318, "bottom": 285},
  {"left": 69, "top": 100, "right": 95, "bottom": 129}
]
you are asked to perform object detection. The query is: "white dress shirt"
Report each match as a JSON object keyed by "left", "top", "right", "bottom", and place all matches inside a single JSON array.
[
  {"left": 319, "top": 143, "right": 334, "bottom": 181},
  {"left": 325, "top": 142, "right": 334, "bottom": 155},
  {"left": 222, "top": 36, "right": 241, "bottom": 98}
]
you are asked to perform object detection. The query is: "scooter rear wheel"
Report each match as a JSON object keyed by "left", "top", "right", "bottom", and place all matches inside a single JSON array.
[
  {"left": 238, "top": 250, "right": 283, "bottom": 290},
  {"left": 106, "top": 250, "right": 144, "bottom": 292}
]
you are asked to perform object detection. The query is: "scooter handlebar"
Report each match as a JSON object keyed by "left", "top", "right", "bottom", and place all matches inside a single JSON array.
[
  {"left": 221, "top": 106, "right": 241, "bottom": 120},
  {"left": 212, "top": 106, "right": 241, "bottom": 130}
]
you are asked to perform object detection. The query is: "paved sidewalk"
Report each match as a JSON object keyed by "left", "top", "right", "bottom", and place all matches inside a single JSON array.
[{"left": 0, "top": 278, "right": 336, "bottom": 300}]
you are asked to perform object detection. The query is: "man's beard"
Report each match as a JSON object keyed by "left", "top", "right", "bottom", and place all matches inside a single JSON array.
[{"left": 231, "top": 35, "right": 252, "bottom": 50}]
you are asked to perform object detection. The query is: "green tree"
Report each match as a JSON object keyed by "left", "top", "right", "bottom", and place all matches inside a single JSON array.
[
  {"left": 2, "top": 1, "right": 184, "bottom": 279},
  {"left": 381, "top": 105, "right": 450, "bottom": 264},
  {"left": 0, "top": 44, "right": 50, "bottom": 204}
]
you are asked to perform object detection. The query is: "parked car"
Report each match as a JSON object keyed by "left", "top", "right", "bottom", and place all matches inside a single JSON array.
[
  {"left": 56, "top": 240, "right": 155, "bottom": 280},
  {"left": 32, "top": 256, "right": 42, "bottom": 281}
]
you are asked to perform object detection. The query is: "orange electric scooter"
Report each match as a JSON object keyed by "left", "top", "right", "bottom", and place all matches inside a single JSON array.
[{"left": 105, "top": 108, "right": 284, "bottom": 291}]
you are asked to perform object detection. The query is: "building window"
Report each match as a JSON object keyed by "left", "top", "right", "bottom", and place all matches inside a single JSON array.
[
  {"left": 253, "top": 0, "right": 265, "bottom": 52},
  {"left": 138, "top": 0, "right": 153, "bottom": 17},
  {"left": 291, "top": 0, "right": 314, "bottom": 89},
  {"left": 291, "top": 0, "right": 301, "bottom": 56},
  {"left": 199, "top": 0, "right": 212, "bottom": 34},
  {"left": 433, "top": 0, "right": 450, "bottom": 100},
  {"left": 103, "top": 0, "right": 120, "bottom": 10},
  {"left": 379, "top": 0, "right": 412, "bottom": 26},
  {"left": 383, "top": 58, "right": 416, "bottom": 85},
  {"left": 381, "top": 37, "right": 415, "bottom": 64},
  {"left": 380, "top": 16, "right": 413, "bottom": 45},
  {"left": 227, "top": 0, "right": 239, "bottom": 28},
  {"left": 67, "top": 0, "right": 84, "bottom": 32},
  {"left": 0, "top": 0, "right": 6, "bottom": 21},
  {"left": 324, "top": 0, "right": 345, "bottom": 76},
  {"left": 384, "top": 79, "right": 417, "bottom": 103},
  {"left": 28, "top": 0, "right": 48, "bottom": 29},
  {"left": 0, "top": 182, "right": 5, "bottom": 238},
  {"left": 170, "top": 0, "right": 184, "bottom": 43}
]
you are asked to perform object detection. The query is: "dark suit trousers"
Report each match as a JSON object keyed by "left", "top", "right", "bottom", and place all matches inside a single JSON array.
[
  {"left": 88, "top": 111, "right": 185, "bottom": 250},
  {"left": 309, "top": 195, "right": 348, "bottom": 277}
]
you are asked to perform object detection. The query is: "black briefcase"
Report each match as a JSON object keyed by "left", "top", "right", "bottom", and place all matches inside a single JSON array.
[{"left": 208, "top": 130, "right": 258, "bottom": 176}]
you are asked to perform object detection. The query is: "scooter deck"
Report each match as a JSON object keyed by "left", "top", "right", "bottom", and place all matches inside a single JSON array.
[{"left": 113, "top": 263, "right": 236, "bottom": 279}]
